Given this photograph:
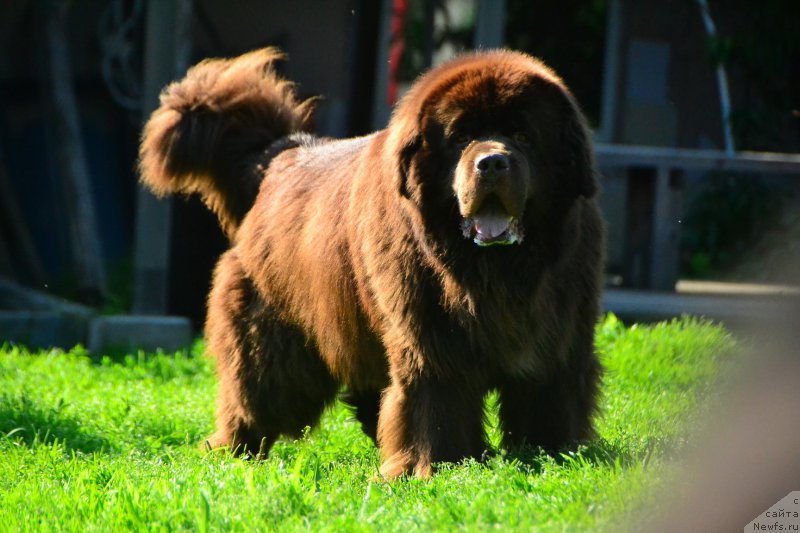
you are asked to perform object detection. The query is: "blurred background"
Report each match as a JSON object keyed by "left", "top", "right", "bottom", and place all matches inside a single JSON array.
[{"left": 0, "top": 0, "right": 798, "bottom": 347}]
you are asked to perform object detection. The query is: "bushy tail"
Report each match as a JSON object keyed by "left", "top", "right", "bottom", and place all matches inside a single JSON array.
[{"left": 139, "top": 48, "right": 315, "bottom": 238}]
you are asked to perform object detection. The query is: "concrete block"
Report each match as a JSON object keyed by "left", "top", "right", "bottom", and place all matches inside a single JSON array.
[
  {"left": 0, "top": 310, "right": 89, "bottom": 349},
  {"left": 89, "top": 315, "right": 193, "bottom": 354}
]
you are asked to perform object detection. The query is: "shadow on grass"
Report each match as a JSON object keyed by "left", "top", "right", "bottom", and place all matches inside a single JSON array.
[
  {"left": 497, "top": 435, "right": 674, "bottom": 474},
  {"left": 0, "top": 395, "right": 113, "bottom": 453},
  {"left": 83, "top": 341, "right": 213, "bottom": 382},
  {"left": 89, "top": 337, "right": 205, "bottom": 361}
]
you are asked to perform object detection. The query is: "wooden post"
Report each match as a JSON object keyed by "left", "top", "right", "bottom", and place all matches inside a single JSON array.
[
  {"left": 474, "top": 0, "right": 506, "bottom": 49},
  {"left": 421, "top": 0, "right": 435, "bottom": 69},
  {"left": 597, "top": 0, "right": 622, "bottom": 143},
  {"left": 622, "top": 167, "right": 655, "bottom": 289},
  {"left": 596, "top": 144, "right": 800, "bottom": 291},
  {"left": 42, "top": 3, "right": 107, "bottom": 303},
  {"left": 370, "top": 0, "right": 394, "bottom": 131},
  {"left": 132, "top": 0, "right": 192, "bottom": 314},
  {"left": 0, "top": 145, "right": 45, "bottom": 285},
  {"left": 650, "top": 166, "right": 683, "bottom": 290},
  {"left": 620, "top": 165, "right": 683, "bottom": 291}
]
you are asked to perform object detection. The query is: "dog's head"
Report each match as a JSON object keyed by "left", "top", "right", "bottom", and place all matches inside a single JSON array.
[{"left": 386, "top": 50, "right": 597, "bottom": 249}]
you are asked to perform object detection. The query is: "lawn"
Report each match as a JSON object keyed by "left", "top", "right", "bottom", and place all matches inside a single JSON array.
[{"left": 0, "top": 315, "right": 736, "bottom": 531}]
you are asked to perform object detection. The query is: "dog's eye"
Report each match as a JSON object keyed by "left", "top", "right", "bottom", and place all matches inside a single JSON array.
[
  {"left": 453, "top": 134, "right": 470, "bottom": 146},
  {"left": 513, "top": 132, "right": 530, "bottom": 144}
]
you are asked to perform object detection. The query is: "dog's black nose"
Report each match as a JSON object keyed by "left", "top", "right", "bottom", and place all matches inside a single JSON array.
[{"left": 475, "top": 152, "right": 510, "bottom": 178}]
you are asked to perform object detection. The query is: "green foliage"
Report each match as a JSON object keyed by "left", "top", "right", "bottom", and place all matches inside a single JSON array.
[
  {"left": 0, "top": 316, "right": 737, "bottom": 531},
  {"left": 396, "top": 0, "right": 475, "bottom": 83},
  {"left": 707, "top": 0, "right": 800, "bottom": 151},
  {"left": 395, "top": 0, "right": 609, "bottom": 126},
  {"left": 680, "top": 173, "right": 785, "bottom": 278},
  {"left": 505, "top": 0, "right": 608, "bottom": 126}
]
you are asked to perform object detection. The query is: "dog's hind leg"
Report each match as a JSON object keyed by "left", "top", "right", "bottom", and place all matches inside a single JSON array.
[{"left": 205, "top": 251, "right": 338, "bottom": 457}]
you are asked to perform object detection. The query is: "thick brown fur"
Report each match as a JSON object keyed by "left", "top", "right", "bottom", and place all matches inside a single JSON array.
[
  {"left": 138, "top": 48, "right": 315, "bottom": 239},
  {"left": 140, "top": 48, "right": 605, "bottom": 478}
]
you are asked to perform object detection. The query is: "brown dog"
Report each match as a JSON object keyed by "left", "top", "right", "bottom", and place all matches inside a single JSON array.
[{"left": 140, "top": 48, "right": 604, "bottom": 478}]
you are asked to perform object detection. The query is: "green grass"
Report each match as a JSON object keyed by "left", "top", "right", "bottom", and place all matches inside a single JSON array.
[{"left": 0, "top": 315, "right": 736, "bottom": 531}]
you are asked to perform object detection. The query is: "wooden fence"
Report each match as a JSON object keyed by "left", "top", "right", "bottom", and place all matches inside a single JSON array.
[{"left": 595, "top": 144, "right": 800, "bottom": 291}]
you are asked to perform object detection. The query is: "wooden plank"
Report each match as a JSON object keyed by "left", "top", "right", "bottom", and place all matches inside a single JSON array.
[
  {"left": 649, "top": 166, "right": 682, "bottom": 290},
  {"left": 621, "top": 167, "right": 655, "bottom": 288},
  {"left": 42, "top": 3, "right": 107, "bottom": 303},
  {"left": 596, "top": 0, "right": 623, "bottom": 143},
  {"left": 0, "top": 277, "right": 93, "bottom": 316},
  {"left": 132, "top": 0, "right": 192, "bottom": 314},
  {"left": 597, "top": 144, "right": 799, "bottom": 292},
  {"left": 370, "top": 0, "right": 394, "bottom": 131},
  {"left": 474, "top": 0, "right": 506, "bottom": 49},
  {"left": 603, "top": 288, "right": 798, "bottom": 327},
  {"left": 0, "top": 146, "right": 46, "bottom": 284},
  {"left": 595, "top": 143, "right": 800, "bottom": 174}
]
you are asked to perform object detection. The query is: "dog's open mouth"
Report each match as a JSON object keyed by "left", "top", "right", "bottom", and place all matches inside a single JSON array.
[{"left": 460, "top": 210, "right": 523, "bottom": 247}]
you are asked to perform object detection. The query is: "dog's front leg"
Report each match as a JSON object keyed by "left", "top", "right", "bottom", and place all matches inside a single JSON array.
[{"left": 376, "top": 364, "right": 486, "bottom": 479}]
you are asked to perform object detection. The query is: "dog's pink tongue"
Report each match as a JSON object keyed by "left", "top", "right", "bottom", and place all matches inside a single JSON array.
[{"left": 474, "top": 215, "right": 511, "bottom": 239}]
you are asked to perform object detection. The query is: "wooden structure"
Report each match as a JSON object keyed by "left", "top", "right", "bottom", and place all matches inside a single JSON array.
[
  {"left": 2, "top": 1, "right": 800, "bottom": 349},
  {"left": 596, "top": 0, "right": 800, "bottom": 291},
  {"left": 595, "top": 145, "right": 800, "bottom": 290},
  {"left": 132, "top": 0, "right": 192, "bottom": 314}
]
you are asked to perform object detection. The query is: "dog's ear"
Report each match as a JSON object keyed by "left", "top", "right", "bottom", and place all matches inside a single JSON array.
[
  {"left": 396, "top": 136, "right": 422, "bottom": 199},
  {"left": 558, "top": 96, "right": 599, "bottom": 199},
  {"left": 384, "top": 110, "right": 423, "bottom": 200}
]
